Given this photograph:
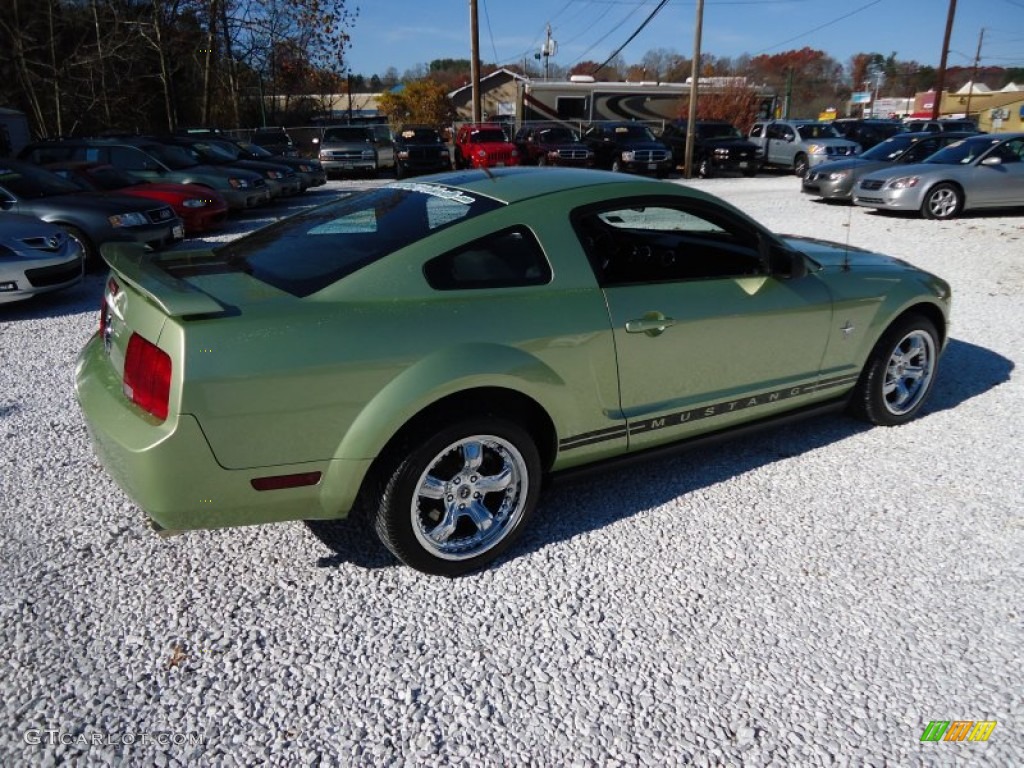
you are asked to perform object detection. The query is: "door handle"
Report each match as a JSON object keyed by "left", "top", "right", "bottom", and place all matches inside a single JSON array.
[{"left": 625, "top": 312, "right": 675, "bottom": 336}]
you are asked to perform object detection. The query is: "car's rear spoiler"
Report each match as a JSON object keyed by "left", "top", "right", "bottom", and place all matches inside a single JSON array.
[{"left": 101, "top": 243, "right": 228, "bottom": 318}]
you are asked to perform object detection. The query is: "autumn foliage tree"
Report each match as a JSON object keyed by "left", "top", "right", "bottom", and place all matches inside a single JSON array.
[{"left": 376, "top": 80, "right": 456, "bottom": 129}]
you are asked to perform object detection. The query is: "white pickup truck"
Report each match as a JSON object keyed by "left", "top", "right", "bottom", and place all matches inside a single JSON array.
[{"left": 749, "top": 120, "right": 861, "bottom": 177}]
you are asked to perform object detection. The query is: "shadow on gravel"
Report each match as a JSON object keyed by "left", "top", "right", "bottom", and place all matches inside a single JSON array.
[
  {"left": 0, "top": 272, "right": 105, "bottom": 322},
  {"left": 306, "top": 337, "right": 1013, "bottom": 573},
  {"left": 512, "top": 336, "right": 1013, "bottom": 561}
]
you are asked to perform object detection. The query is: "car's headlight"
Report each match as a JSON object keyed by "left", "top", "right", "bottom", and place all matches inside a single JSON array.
[
  {"left": 397, "top": 150, "right": 410, "bottom": 159},
  {"left": 807, "top": 144, "right": 827, "bottom": 156},
  {"left": 827, "top": 170, "right": 851, "bottom": 181},
  {"left": 621, "top": 151, "right": 636, "bottom": 161},
  {"left": 266, "top": 170, "right": 283, "bottom": 179},
  {"left": 476, "top": 149, "right": 488, "bottom": 159},
  {"left": 887, "top": 176, "right": 921, "bottom": 190},
  {"left": 108, "top": 212, "right": 148, "bottom": 227},
  {"left": 182, "top": 198, "right": 209, "bottom": 208},
  {"left": 318, "top": 151, "right": 329, "bottom": 160},
  {"left": 228, "top": 177, "right": 251, "bottom": 189},
  {"left": 297, "top": 164, "right": 313, "bottom": 172},
  {"left": 714, "top": 148, "right": 729, "bottom": 156}
]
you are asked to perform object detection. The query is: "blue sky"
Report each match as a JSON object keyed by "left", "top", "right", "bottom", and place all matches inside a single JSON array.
[{"left": 344, "top": 0, "right": 1024, "bottom": 78}]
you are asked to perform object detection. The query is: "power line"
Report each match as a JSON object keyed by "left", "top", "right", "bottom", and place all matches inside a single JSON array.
[
  {"left": 751, "top": 0, "right": 883, "bottom": 56},
  {"left": 593, "top": 0, "right": 672, "bottom": 74}
]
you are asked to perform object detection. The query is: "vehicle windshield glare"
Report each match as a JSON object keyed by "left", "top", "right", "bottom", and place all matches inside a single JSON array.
[
  {"left": 402, "top": 128, "right": 443, "bottom": 143},
  {"left": 697, "top": 124, "right": 742, "bottom": 140},
  {"left": 216, "top": 183, "right": 503, "bottom": 297},
  {"left": 796, "top": 123, "right": 842, "bottom": 140},
  {"left": 237, "top": 141, "right": 274, "bottom": 157},
  {"left": 536, "top": 127, "right": 579, "bottom": 143},
  {"left": 925, "top": 138, "right": 1000, "bottom": 165},
  {"left": 143, "top": 144, "right": 199, "bottom": 170},
  {"left": 0, "top": 165, "right": 83, "bottom": 198},
  {"left": 861, "top": 136, "right": 916, "bottom": 161},
  {"left": 323, "top": 127, "right": 371, "bottom": 142},
  {"left": 188, "top": 142, "right": 237, "bottom": 162},
  {"left": 470, "top": 129, "right": 507, "bottom": 143}
]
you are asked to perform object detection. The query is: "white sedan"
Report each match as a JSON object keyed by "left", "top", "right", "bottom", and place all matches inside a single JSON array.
[{"left": 853, "top": 132, "right": 1024, "bottom": 219}]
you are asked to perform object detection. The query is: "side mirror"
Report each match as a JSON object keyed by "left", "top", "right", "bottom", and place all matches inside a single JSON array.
[
  {"left": 981, "top": 156, "right": 1002, "bottom": 166},
  {"left": 761, "top": 236, "right": 807, "bottom": 279}
]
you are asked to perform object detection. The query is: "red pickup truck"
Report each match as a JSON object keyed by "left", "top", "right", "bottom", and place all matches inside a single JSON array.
[{"left": 453, "top": 123, "right": 521, "bottom": 169}]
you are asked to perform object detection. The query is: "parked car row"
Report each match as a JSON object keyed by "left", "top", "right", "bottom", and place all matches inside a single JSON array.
[{"left": 803, "top": 131, "right": 1024, "bottom": 220}]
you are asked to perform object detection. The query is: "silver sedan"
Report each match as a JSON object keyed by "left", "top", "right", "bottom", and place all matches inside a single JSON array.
[
  {"left": 802, "top": 132, "right": 974, "bottom": 202},
  {"left": 853, "top": 133, "right": 1024, "bottom": 219},
  {"left": 0, "top": 213, "right": 84, "bottom": 303}
]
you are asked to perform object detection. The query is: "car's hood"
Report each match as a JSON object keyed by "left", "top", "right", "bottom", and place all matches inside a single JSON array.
[
  {"left": 0, "top": 212, "right": 66, "bottom": 243},
  {"left": 18, "top": 192, "right": 164, "bottom": 215},
  {"left": 782, "top": 235, "right": 911, "bottom": 269},
  {"left": 859, "top": 162, "right": 964, "bottom": 183},
  {"left": 806, "top": 158, "right": 881, "bottom": 174}
]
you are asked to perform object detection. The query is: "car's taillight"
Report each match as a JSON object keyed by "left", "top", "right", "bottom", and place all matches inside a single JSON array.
[{"left": 123, "top": 332, "right": 171, "bottom": 421}]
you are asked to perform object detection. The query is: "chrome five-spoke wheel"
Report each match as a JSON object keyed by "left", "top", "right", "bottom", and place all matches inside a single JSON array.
[
  {"left": 372, "top": 417, "right": 541, "bottom": 575},
  {"left": 850, "top": 314, "right": 941, "bottom": 426},
  {"left": 412, "top": 435, "right": 529, "bottom": 561}
]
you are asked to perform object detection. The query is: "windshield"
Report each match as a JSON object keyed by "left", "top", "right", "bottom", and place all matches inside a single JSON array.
[
  {"left": 206, "top": 140, "right": 244, "bottom": 159},
  {"left": 924, "top": 137, "right": 1000, "bottom": 165},
  {"left": 697, "top": 124, "right": 742, "bottom": 140},
  {"left": 216, "top": 182, "right": 504, "bottom": 297},
  {"left": 180, "top": 142, "right": 236, "bottom": 164},
  {"left": 611, "top": 125, "right": 657, "bottom": 141},
  {"left": 535, "top": 127, "right": 579, "bottom": 143},
  {"left": 323, "top": 127, "right": 371, "bottom": 142},
  {"left": 468, "top": 129, "right": 507, "bottom": 143},
  {"left": 796, "top": 123, "right": 842, "bottom": 140},
  {"left": 0, "top": 164, "right": 83, "bottom": 198},
  {"left": 400, "top": 128, "right": 443, "bottom": 143},
  {"left": 142, "top": 144, "right": 199, "bottom": 170},
  {"left": 237, "top": 141, "right": 274, "bottom": 158},
  {"left": 860, "top": 136, "right": 917, "bottom": 161}
]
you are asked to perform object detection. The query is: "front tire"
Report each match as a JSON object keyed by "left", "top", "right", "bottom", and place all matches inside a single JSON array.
[
  {"left": 793, "top": 154, "right": 809, "bottom": 178},
  {"left": 371, "top": 418, "right": 541, "bottom": 575},
  {"left": 58, "top": 224, "right": 97, "bottom": 266},
  {"left": 921, "top": 183, "right": 963, "bottom": 220},
  {"left": 611, "top": 158, "right": 624, "bottom": 173},
  {"left": 697, "top": 157, "right": 712, "bottom": 178},
  {"left": 849, "top": 314, "right": 940, "bottom": 426}
]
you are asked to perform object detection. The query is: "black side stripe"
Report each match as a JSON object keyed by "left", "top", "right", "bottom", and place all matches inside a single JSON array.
[{"left": 559, "top": 374, "right": 859, "bottom": 450}]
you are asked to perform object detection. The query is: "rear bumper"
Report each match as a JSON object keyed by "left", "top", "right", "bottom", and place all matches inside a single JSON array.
[{"left": 75, "top": 333, "right": 368, "bottom": 531}]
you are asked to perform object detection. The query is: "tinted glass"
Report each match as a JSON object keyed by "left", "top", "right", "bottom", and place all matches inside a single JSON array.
[
  {"left": 861, "top": 136, "right": 917, "bottom": 161},
  {"left": 216, "top": 183, "right": 504, "bottom": 297},
  {"left": 924, "top": 137, "right": 1002, "bottom": 165},
  {"left": 796, "top": 123, "right": 842, "bottom": 140},
  {"left": 141, "top": 144, "right": 198, "bottom": 169},
  {"left": 323, "top": 127, "right": 371, "bottom": 142},
  {"left": 0, "top": 163, "right": 82, "bottom": 198}
]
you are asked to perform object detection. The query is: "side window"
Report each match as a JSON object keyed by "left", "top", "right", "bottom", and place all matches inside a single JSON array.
[
  {"left": 766, "top": 124, "right": 786, "bottom": 140},
  {"left": 749, "top": 124, "right": 764, "bottom": 138},
  {"left": 903, "top": 138, "right": 940, "bottom": 162},
  {"left": 423, "top": 226, "right": 551, "bottom": 290},
  {"left": 109, "top": 146, "right": 152, "bottom": 170},
  {"left": 574, "top": 202, "right": 765, "bottom": 286}
]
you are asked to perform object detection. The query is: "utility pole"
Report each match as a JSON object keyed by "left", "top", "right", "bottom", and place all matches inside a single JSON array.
[
  {"left": 683, "top": 0, "right": 704, "bottom": 178},
  {"left": 932, "top": 0, "right": 957, "bottom": 120},
  {"left": 965, "top": 27, "right": 985, "bottom": 121},
  {"left": 469, "top": 0, "right": 481, "bottom": 122}
]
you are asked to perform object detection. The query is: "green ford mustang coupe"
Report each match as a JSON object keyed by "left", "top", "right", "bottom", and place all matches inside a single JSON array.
[{"left": 76, "top": 168, "right": 951, "bottom": 575}]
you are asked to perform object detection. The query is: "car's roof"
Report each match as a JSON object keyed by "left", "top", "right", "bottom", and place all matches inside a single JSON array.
[{"left": 409, "top": 167, "right": 698, "bottom": 206}]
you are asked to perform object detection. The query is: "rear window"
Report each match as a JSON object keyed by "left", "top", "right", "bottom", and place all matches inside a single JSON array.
[{"left": 215, "top": 182, "right": 503, "bottom": 297}]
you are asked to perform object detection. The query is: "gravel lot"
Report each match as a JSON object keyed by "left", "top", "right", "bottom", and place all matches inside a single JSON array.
[{"left": 1, "top": 174, "right": 1022, "bottom": 767}]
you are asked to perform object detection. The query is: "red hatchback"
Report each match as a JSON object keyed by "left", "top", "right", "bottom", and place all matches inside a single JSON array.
[
  {"left": 46, "top": 162, "right": 228, "bottom": 235},
  {"left": 454, "top": 123, "right": 521, "bottom": 170}
]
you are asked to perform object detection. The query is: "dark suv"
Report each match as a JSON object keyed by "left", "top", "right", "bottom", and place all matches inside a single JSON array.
[
  {"left": 513, "top": 123, "right": 594, "bottom": 167},
  {"left": 830, "top": 119, "right": 906, "bottom": 150},
  {"left": 393, "top": 125, "right": 451, "bottom": 178},
  {"left": 582, "top": 122, "right": 673, "bottom": 176},
  {"left": 250, "top": 127, "right": 298, "bottom": 157},
  {"left": 659, "top": 120, "right": 760, "bottom": 177}
]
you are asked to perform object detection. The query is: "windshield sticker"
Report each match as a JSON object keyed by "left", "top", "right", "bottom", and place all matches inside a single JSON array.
[{"left": 390, "top": 182, "right": 475, "bottom": 205}]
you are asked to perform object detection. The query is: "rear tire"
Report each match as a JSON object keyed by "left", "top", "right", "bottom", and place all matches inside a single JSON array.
[
  {"left": 371, "top": 417, "right": 541, "bottom": 576},
  {"left": 849, "top": 314, "right": 940, "bottom": 426}
]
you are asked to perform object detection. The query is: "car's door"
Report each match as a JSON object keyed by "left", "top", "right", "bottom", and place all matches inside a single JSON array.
[
  {"left": 575, "top": 197, "right": 834, "bottom": 451},
  {"left": 765, "top": 123, "right": 796, "bottom": 166},
  {"left": 978, "top": 138, "right": 1024, "bottom": 206}
]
